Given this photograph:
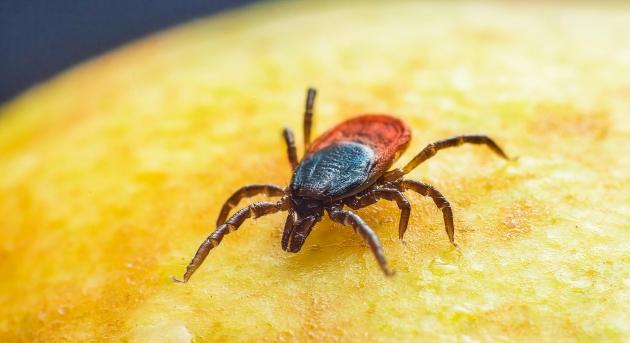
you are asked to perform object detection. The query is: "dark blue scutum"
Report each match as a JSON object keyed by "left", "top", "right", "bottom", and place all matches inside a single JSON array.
[{"left": 290, "top": 142, "right": 376, "bottom": 201}]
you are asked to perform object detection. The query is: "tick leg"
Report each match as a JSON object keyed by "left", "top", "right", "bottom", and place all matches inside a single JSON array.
[
  {"left": 345, "top": 188, "right": 411, "bottom": 241},
  {"left": 282, "top": 128, "right": 298, "bottom": 170},
  {"left": 174, "top": 197, "right": 289, "bottom": 283},
  {"left": 397, "top": 180, "right": 456, "bottom": 245},
  {"left": 384, "top": 134, "right": 509, "bottom": 181},
  {"left": 303, "top": 87, "right": 317, "bottom": 150},
  {"left": 216, "top": 184, "right": 286, "bottom": 226},
  {"left": 327, "top": 206, "right": 395, "bottom": 276},
  {"left": 375, "top": 189, "right": 411, "bottom": 241}
]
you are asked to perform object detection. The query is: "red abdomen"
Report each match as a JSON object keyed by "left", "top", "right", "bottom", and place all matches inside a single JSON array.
[{"left": 306, "top": 114, "right": 411, "bottom": 177}]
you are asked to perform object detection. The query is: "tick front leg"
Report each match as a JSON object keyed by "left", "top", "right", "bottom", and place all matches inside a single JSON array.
[
  {"left": 327, "top": 206, "right": 395, "bottom": 276},
  {"left": 282, "top": 128, "right": 298, "bottom": 170},
  {"left": 174, "top": 197, "right": 289, "bottom": 283},
  {"left": 302, "top": 87, "right": 317, "bottom": 150},
  {"left": 345, "top": 188, "right": 411, "bottom": 241},
  {"left": 384, "top": 134, "right": 509, "bottom": 181},
  {"left": 216, "top": 184, "right": 286, "bottom": 226},
  {"left": 398, "top": 180, "right": 456, "bottom": 245}
]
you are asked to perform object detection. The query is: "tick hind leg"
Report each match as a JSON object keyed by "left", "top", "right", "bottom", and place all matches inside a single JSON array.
[
  {"left": 174, "top": 197, "right": 289, "bottom": 283},
  {"left": 385, "top": 134, "right": 509, "bottom": 181},
  {"left": 345, "top": 188, "right": 411, "bottom": 241},
  {"left": 395, "top": 180, "right": 456, "bottom": 245},
  {"left": 327, "top": 205, "right": 395, "bottom": 276},
  {"left": 216, "top": 184, "right": 286, "bottom": 226}
]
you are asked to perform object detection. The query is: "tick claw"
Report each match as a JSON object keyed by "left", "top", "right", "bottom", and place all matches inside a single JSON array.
[{"left": 171, "top": 276, "right": 187, "bottom": 283}]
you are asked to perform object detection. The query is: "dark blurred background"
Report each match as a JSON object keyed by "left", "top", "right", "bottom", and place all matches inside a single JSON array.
[{"left": 0, "top": 0, "right": 261, "bottom": 105}]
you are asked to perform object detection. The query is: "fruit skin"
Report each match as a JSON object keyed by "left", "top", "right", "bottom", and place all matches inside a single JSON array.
[{"left": 0, "top": 1, "right": 629, "bottom": 342}]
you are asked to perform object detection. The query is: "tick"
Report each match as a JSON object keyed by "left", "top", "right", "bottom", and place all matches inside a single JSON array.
[{"left": 173, "top": 88, "right": 509, "bottom": 281}]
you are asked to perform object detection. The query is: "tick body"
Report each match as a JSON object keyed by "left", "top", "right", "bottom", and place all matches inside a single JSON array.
[{"left": 174, "top": 88, "right": 509, "bottom": 282}]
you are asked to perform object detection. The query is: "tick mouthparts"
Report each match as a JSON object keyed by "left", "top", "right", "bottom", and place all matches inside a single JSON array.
[
  {"left": 284, "top": 215, "right": 317, "bottom": 253},
  {"left": 281, "top": 211, "right": 297, "bottom": 251}
]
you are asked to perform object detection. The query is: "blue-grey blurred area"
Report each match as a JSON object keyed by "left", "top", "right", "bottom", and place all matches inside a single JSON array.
[{"left": 0, "top": 0, "right": 261, "bottom": 105}]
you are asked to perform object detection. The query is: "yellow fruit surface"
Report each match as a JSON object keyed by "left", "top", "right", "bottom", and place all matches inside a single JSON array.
[{"left": 1, "top": 1, "right": 629, "bottom": 342}]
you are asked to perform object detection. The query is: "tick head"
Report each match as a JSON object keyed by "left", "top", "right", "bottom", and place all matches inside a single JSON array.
[{"left": 282, "top": 197, "right": 323, "bottom": 253}]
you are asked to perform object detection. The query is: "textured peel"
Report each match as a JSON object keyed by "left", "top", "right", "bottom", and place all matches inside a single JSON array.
[{"left": 0, "top": 1, "right": 629, "bottom": 342}]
